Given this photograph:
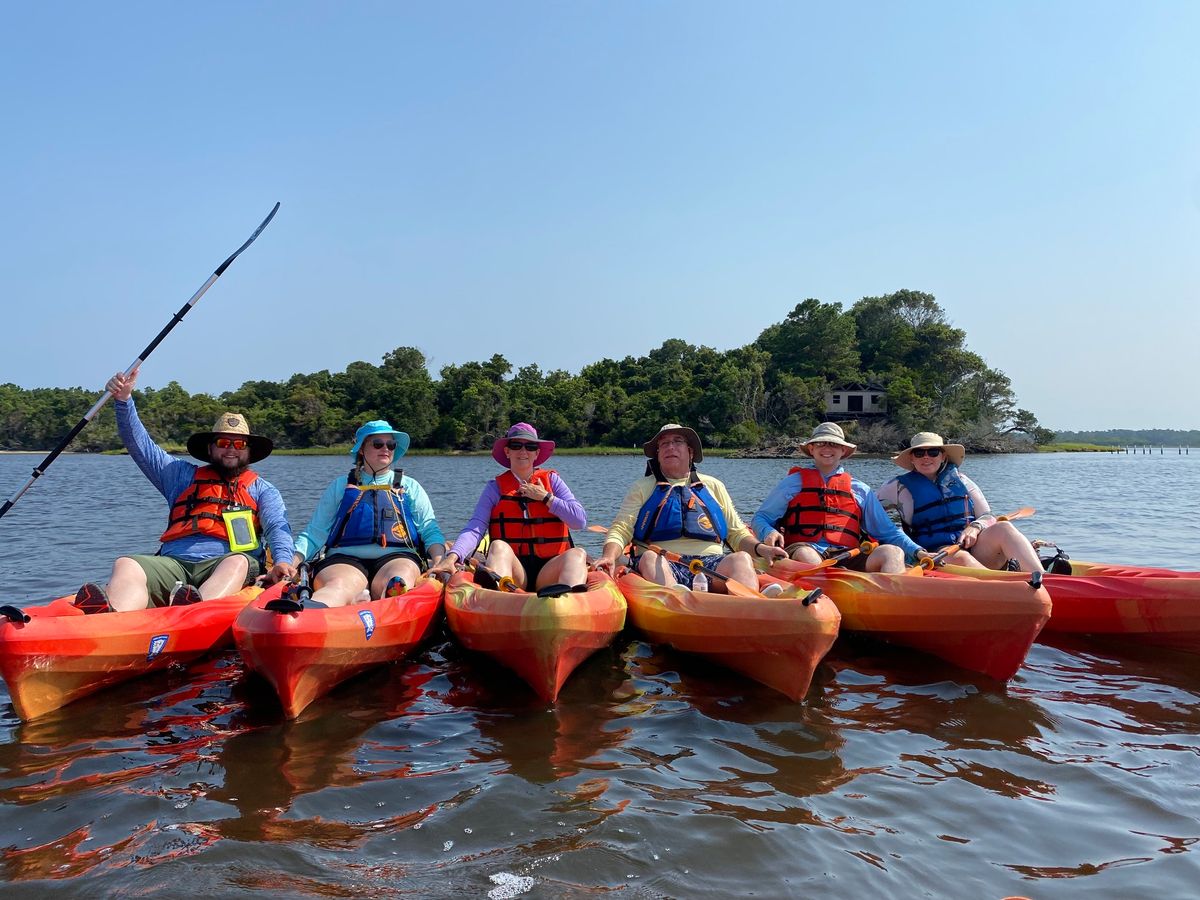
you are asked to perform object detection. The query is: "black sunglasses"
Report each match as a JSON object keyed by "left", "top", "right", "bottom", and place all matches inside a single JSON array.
[
  {"left": 507, "top": 441, "right": 540, "bottom": 452},
  {"left": 370, "top": 439, "right": 397, "bottom": 450},
  {"left": 911, "top": 447, "right": 943, "bottom": 458}
]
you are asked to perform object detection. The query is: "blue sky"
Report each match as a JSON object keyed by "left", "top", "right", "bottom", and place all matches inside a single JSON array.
[{"left": 3, "top": 2, "right": 1197, "bottom": 431}]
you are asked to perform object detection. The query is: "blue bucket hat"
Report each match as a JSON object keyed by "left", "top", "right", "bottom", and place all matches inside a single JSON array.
[{"left": 350, "top": 420, "right": 411, "bottom": 458}]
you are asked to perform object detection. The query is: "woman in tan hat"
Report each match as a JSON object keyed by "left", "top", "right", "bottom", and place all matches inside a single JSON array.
[
  {"left": 876, "top": 432, "right": 1042, "bottom": 572},
  {"left": 751, "top": 422, "right": 926, "bottom": 573},
  {"left": 595, "top": 423, "right": 784, "bottom": 590}
]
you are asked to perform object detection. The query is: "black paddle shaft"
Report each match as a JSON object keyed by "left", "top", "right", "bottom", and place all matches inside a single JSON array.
[{"left": 0, "top": 203, "right": 280, "bottom": 522}]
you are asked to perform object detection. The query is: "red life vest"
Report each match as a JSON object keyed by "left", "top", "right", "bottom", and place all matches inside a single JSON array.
[
  {"left": 160, "top": 466, "right": 260, "bottom": 545},
  {"left": 488, "top": 469, "right": 571, "bottom": 559},
  {"left": 778, "top": 466, "right": 863, "bottom": 549}
]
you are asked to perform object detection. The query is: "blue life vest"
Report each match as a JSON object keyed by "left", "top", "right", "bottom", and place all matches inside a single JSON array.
[
  {"left": 633, "top": 474, "right": 729, "bottom": 546},
  {"left": 898, "top": 465, "right": 974, "bottom": 549},
  {"left": 327, "top": 469, "right": 424, "bottom": 554}
]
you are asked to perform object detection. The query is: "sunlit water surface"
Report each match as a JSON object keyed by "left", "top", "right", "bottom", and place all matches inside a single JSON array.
[{"left": 1, "top": 451, "right": 1197, "bottom": 897}]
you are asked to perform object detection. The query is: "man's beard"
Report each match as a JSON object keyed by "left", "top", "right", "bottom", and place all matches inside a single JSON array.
[{"left": 211, "top": 458, "right": 248, "bottom": 479}]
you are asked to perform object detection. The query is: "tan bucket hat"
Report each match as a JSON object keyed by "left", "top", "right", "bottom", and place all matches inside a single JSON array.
[
  {"left": 892, "top": 432, "right": 965, "bottom": 470},
  {"left": 186, "top": 412, "right": 274, "bottom": 464},
  {"left": 643, "top": 423, "right": 703, "bottom": 462},
  {"left": 801, "top": 422, "right": 856, "bottom": 459}
]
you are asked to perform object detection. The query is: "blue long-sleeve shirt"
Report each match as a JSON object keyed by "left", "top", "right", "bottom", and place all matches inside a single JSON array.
[
  {"left": 293, "top": 470, "right": 445, "bottom": 561},
  {"left": 751, "top": 465, "right": 925, "bottom": 561},
  {"left": 117, "top": 398, "right": 295, "bottom": 565}
]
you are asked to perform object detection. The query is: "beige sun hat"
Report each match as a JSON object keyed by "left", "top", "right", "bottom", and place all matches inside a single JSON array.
[
  {"left": 643, "top": 423, "right": 703, "bottom": 462},
  {"left": 801, "top": 422, "right": 856, "bottom": 459},
  {"left": 186, "top": 412, "right": 274, "bottom": 464},
  {"left": 893, "top": 432, "right": 965, "bottom": 470}
]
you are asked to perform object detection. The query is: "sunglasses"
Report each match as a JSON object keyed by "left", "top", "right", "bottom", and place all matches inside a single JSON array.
[
  {"left": 911, "top": 447, "right": 944, "bottom": 458},
  {"left": 370, "top": 439, "right": 397, "bottom": 450},
  {"left": 214, "top": 438, "right": 248, "bottom": 450},
  {"left": 507, "top": 441, "right": 540, "bottom": 452}
]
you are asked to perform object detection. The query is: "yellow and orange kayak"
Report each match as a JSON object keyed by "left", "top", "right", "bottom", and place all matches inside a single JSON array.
[
  {"left": 943, "top": 560, "right": 1200, "bottom": 654},
  {"left": 233, "top": 576, "right": 443, "bottom": 718},
  {"left": 766, "top": 560, "right": 1051, "bottom": 681},
  {"left": 0, "top": 584, "right": 264, "bottom": 721},
  {"left": 617, "top": 573, "right": 841, "bottom": 700},
  {"left": 444, "top": 570, "right": 627, "bottom": 702}
]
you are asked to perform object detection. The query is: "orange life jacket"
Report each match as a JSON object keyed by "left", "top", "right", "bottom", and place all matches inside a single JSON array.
[
  {"left": 160, "top": 466, "right": 260, "bottom": 545},
  {"left": 488, "top": 469, "right": 571, "bottom": 559},
  {"left": 778, "top": 466, "right": 863, "bottom": 549}
]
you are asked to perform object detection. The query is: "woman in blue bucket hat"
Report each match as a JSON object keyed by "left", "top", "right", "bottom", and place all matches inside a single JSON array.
[
  {"left": 290, "top": 420, "right": 447, "bottom": 607},
  {"left": 430, "top": 422, "right": 589, "bottom": 596}
]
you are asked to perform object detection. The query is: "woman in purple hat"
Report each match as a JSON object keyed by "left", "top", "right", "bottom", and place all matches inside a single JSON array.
[{"left": 430, "top": 423, "right": 589, "bottom": 595}]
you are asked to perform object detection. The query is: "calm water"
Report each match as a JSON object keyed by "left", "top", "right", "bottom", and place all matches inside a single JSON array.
[{"left": 1, "top": 451, "right": 1198, "bottom": 897}]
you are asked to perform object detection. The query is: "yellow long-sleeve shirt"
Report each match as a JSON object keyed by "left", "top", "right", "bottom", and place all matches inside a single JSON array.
[{"left": 604, "top": 472, "right": 756, "bottom": 557}]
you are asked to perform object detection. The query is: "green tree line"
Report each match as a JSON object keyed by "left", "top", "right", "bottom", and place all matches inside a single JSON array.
[
  {"left": 1053, "top": 429, "right": 1200, "bottom": 447},
  {"left": 0, "top": 290, "right": 1052, "bottom": 453}
]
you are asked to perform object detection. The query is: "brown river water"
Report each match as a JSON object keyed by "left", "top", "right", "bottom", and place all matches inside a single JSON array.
[{"left": 0, "top": 451, "right": 1197, "bottom": 897}]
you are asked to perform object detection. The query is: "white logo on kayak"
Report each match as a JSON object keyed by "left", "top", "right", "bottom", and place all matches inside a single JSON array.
[
  {"left": 147, "top": 634, "right": 169, "bottom": 660},
  {"left": 358, "top": 610, "right": 376, "bottom": 640}
]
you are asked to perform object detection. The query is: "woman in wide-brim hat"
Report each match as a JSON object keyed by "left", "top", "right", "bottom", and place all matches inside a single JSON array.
[
  {"left": 877, "top": 432, "right": 1042, "bottom": 572},
  {"left": 290, "top": 419, "right": 447, "bottom": 607},
  {"left": 430, "top": 423, "right": 590, "bottom": 596}
]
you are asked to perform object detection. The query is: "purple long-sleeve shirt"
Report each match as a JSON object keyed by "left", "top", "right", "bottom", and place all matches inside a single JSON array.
[{"left": 449, "top": 470, "right": 586, "bottom": 560}]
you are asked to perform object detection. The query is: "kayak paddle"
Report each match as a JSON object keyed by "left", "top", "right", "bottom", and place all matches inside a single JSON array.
[{"left": 0, "top": 203, "right": 281, "bottom": 523}]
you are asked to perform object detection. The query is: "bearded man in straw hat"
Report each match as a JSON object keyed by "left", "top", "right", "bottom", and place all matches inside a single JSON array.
[
  {"left": 752, "top": 422, "right": 928, "bottom": 574},
  {"left": 595, "top": 423, "right": 787, "bottom": 591},
  {"left": 876, "top": 431, "right": 1043, "bottom": 572},
  {"left": 72, "top": 368, "right": 296, "bottom": 613}
]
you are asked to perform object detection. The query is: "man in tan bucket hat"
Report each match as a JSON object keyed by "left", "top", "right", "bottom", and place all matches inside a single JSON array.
[
  {"left": 751, "top": 423, "right": 928, "bottom": 573},
  {"left": 72, "top": 368, "right": 296, "bottom": 613}
]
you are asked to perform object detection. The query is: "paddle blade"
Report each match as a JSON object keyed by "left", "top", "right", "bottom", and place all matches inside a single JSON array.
[{"left": 997, "top": 507, "right": 1036, "bottom": 522}]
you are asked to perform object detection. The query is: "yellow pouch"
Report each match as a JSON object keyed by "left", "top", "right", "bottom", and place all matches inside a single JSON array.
[{"left": 223, "top": 506, "right": 260, "bottom": 552}]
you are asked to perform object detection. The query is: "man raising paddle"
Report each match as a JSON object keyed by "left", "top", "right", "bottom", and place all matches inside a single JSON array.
[{"left": 73, "top": 369, "right": 296, "bottom": 612}]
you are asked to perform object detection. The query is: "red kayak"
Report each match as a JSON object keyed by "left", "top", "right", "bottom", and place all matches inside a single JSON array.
[
  {"left": 444, "top": 570, "right": 627, "bottom": 702},
  {"left": 943, "top": 560, "right": 1200, "bottom": 654},
  {"left": 617, "top": 573, "right": 841, "bottom": 700},
  {"left": 765, "top": 561, "right": 1051, "bottom": 681},
  {"left": 233, "top": 576, "right": 443, "bottom": 718},
  {"left": 0, "top": 584, "right": 267, "bottom": 721}
]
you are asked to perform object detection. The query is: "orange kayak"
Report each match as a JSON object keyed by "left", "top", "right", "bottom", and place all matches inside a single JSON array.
[
  {"left": 444, "top": 570, "right": 626, "bottom": 702},
  {"left": 943, "top": 560, "right": 1200, "bottom": 654},
  {"left": 765, "top": 560, "right": 1051, "bottom": 681},
  {"left": 617, "top": 573, "right": 841, "bottom": 700},
  {"left": 0, "top": 584, "right": 264, "bottom": 721},
  {"left": 233, "top": 576, "right": 443, "bottom": 718}
]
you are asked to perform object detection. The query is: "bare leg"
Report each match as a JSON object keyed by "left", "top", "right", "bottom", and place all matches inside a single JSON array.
[
  {"left": 309, "top": 563, "right": 369, "bottom": 608},
  {"left": 714, "top": 551, "right": 758, "bottom": 591},
  {"left": 788, "top": 545, "right": 824, "bottom": 565},
  {"left": 107, "top": 556, "right": 152, "bottom": 612},
  {"left": 943, "top": 548, "right": 986, "bottom": 569},
  {"left": 535, "top": 548, "right": 589, "bottom": 589},
  {"left": 198, "top": 554, "right": 250, "bottom": 599},
  {"left": 866, "top": 545, "right": 905, "bottom": 574},
  {"left": 482, "top": 540, "right": 524, "bottom": 586},
  {"left": 969, "top": 522, "right": 1043, "bottom": 572},
  {"left": 370, "top": 557, "right": 424, "bottom": 600},
  {"left": 637, "top": 550, "right": 678, "bottom": 586}
]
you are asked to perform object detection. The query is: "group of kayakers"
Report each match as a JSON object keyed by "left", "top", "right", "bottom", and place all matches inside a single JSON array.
[{"left": 73, "top": 368, "right": 1043, "bottom": 613}]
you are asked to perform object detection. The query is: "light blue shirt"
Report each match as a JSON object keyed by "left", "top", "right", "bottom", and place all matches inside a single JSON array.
[
  {"left": 117, "top": 398, "right": 295, "bottom": 565},
  {"left": 751, "top": 465, "right": 925, "bottom": 561},
  {"left": 294, "top": 470, "right": 445, "bottom": 561}
]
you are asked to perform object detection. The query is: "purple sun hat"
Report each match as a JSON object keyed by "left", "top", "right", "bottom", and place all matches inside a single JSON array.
[{"left": 491, "top": 422, "right": 555, "bottom": 468}]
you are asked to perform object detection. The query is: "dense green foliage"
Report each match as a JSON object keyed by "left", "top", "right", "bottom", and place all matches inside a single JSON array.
[{"left": 1, "top": 290, "right": 1053, "bottom": 453}]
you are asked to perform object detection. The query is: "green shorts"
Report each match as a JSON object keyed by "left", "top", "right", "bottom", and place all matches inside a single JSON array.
[{"left": 126, "top": 552, "right": 261, "bottom": 607}]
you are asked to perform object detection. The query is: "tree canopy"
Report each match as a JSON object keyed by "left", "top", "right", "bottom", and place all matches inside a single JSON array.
[{"left": 0, "top": 290, "right": 1052, "bottom": 454}]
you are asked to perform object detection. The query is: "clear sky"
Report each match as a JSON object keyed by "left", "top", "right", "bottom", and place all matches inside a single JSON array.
[{"left": 3, "top": 2, "right": 1197, "bottom": 431}]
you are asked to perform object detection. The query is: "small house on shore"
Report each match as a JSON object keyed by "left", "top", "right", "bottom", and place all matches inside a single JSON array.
[{"left": 825, "top": 382, "right": 886, "bottom": 419}]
